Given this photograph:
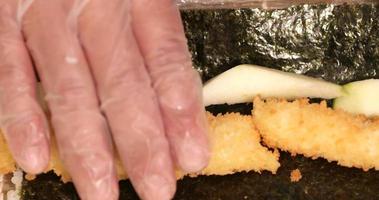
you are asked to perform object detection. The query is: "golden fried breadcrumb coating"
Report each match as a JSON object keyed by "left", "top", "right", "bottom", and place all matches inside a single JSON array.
[
  {"left": 196, "top": 112, "right": 280, "bottom": 176},
  {"left": 0, "top": 135, "right": 16, "bottom": 174},
  {"left": 290, "top": 169, "right": 302, "bottom": 182},
  {"left": 253, "top": 98, "right": 379, "bottom": 171},
  {"left": 0, "top": 112, "right": 280, "bottom": 181}
]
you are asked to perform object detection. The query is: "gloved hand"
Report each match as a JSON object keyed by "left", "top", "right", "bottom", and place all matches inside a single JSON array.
[{"left": 0, "top": 0, "right": 209, "bottom": 199}]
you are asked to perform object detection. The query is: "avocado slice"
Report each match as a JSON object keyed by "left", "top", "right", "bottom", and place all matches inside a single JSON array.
[{"left": 333, "top": 79, "right": 379, "bottom": 117}]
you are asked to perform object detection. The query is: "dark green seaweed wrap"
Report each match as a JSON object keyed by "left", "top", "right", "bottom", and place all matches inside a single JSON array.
[
  {"left": 23, "top": 3, "right": 379, "bottom": 200},
  {"left": 183, "top": 4, "right": 379, "bottom": 84}
]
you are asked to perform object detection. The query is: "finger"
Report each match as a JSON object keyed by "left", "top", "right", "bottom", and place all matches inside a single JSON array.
[
  {"left": 21, "top": 1, "right": 118, "bottom": 199},
  {"left": 131, "top": 0, "right": 210, "bottom": 173},
  {"left": 0, "top": 0, "right": 49, "bottom": 174},
  {"left": 78, "top": 0, "right": 176, "bottom": 199}
]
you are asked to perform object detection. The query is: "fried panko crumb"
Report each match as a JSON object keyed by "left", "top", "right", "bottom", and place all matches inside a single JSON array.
[
  {"left": 25, "top": 174, "right": 36, "bottom": 181},
  {"left": 290, "top": 169, "right": 302, "bottom": 182},
  {"left": 0, "top": 111, "right": 280, "bottom": 181},
  {"left": 196, "top": 112, "right": 280, "bottom": 176},
  {"left": 0, "top": 135, "right": 16, "bottom": 174},
  {"left": 253, "top": 97, "right": 379, "bottom": 171}
]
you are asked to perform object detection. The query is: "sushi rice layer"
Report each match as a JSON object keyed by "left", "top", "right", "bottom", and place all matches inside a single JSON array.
[{"left": 0, "top": 170, "right": 22, "bottom": 200}]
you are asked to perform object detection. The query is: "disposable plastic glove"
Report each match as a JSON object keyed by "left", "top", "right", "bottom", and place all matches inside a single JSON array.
[{"left": 0, "top": 0, "right": 209, "bottom": 199}]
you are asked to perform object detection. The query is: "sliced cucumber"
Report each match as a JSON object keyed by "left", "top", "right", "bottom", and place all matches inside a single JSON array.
[
  {"left": 203, "top": 64, "right": 342, "bottom": 106},
  {"left": 333, "top": 79, "right": 379, "bottom": 116}
]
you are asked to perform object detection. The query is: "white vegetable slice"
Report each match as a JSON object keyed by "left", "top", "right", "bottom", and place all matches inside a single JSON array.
[
  {"left": 203, "top": 64, "right": 343, "bottom": 106},
  {"left": 333, "top": 79, "right": 379, "bottom": 117}
]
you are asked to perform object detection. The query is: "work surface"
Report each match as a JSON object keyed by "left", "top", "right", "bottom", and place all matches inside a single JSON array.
[{"left": 23, "top": 3, "right": 379, "bottom": 200}]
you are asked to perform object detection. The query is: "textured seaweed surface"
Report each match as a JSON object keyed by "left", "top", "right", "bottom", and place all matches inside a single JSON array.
[
  {"left": 22, "top": 153, "right": 379, "bottom": 200},
  {"left": 23, "top": 4, "right": 379, "bottom": 200},
  {"left": 183, "top": 4, "right": 379, "bottom": 83}
]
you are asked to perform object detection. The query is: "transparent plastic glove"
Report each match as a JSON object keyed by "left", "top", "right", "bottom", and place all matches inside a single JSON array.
[{"left": 0, "top": 0, "right": 209, "bottom": 200}]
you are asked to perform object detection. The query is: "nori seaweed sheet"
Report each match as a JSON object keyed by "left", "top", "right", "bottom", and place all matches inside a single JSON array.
[
  {"left": 22, "top": 3, "right": 379, "bottom": 200},
  {"left": 183, "top": 3, "right": 379, "bottom": 84},
  {"left": 22, "top": 153, "right": 379, "bottom": 200}
]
